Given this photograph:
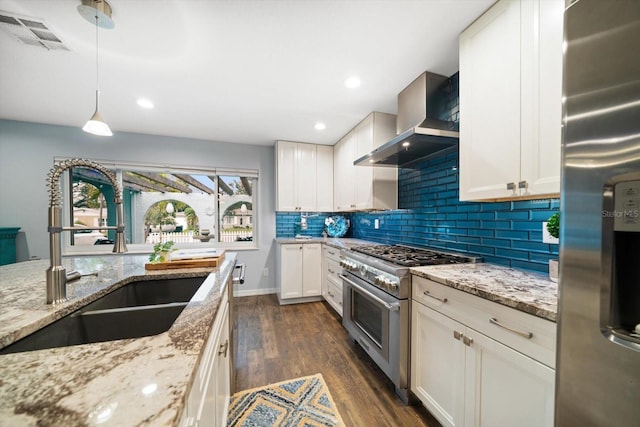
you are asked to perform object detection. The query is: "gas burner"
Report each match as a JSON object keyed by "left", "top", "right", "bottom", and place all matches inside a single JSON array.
[{"left": 351, "top": 244, "right": 477, "bottom": 267}]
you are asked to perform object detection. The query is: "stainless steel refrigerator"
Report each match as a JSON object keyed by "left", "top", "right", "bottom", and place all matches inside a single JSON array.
[{"left": 556, "top": 0, "right": 640, "bottom": 425}]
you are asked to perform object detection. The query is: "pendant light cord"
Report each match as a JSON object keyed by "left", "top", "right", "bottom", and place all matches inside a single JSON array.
[{"left": 94, "top": 13, "right": 99, "bottom": 106}]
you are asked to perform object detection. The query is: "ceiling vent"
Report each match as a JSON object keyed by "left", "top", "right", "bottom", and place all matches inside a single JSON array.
[{"left": 0, "top": 10, "right": 68, "bottom": 51}]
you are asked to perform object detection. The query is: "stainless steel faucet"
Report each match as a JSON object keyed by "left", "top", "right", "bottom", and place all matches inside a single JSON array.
[{"left": 46, "top": 158, "right": 128, "bottom": 304}]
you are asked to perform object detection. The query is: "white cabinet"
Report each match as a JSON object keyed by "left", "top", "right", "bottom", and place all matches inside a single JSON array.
[
  {"left": 322, "top": 244, "right": 343, "bottom": 316},
  {"left": 275, "top": 140, "right": 333, "bottom": 212},
  {"left": 333, "top": 112, "right": 398, "bottom": 211},
  {"left": 459, "top": 0, "right": 563, "bottom": 201},
  {"left": 411, "top": 276, "right": 555, "bottom": 427},
  {"left": 316, "top": 145, "right": 334, "bottom": 212},
  {"left": 180, "top": 290, "right": 231, "bottom": 427},
  {"left": 277, "top": 243, "right": 322, "bottom": 304}
]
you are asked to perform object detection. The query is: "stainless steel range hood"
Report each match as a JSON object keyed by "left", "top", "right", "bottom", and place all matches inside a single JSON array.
[{"left": 355, "top": 71, "right": 459, "bottom": 168}]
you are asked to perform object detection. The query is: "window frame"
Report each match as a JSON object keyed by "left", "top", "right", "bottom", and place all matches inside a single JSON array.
[{"left": 56, "top": 157, "right": 259, "bottom": 255}]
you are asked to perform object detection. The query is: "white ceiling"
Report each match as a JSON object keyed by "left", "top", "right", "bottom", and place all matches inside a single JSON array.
[{"left": 0, "top": 0, "right": 494, "bottom": 146}]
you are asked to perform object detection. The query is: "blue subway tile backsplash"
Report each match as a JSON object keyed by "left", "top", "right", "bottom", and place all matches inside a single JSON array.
[{"left": 275, "top": 71, "right": 559, "bottom": 273}]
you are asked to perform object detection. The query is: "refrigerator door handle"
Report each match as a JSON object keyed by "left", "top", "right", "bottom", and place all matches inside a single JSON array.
[{"left": 489, "top": 317, "right": 533, "bottom": 339}]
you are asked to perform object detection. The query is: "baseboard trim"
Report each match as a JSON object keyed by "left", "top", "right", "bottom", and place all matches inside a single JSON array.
[{"left": 233, "top": 287, "right": 277, "bottom": 297}]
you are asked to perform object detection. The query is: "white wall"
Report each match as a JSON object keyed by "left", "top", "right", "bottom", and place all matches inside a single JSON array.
[{"left": 0, "top": 119, "right": 276, "bottom": 295}]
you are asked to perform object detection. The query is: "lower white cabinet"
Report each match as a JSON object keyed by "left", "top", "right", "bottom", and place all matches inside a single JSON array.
[
  {"left": 322, "top": 244, "right": 343, "bottom": 316},
  {"left": 411, "top": 277, "right": 555, "bottom": 427},
  {"left": 180, "top": 291, "right": 231, "bottom": 427},
  {"left": 277, "top": 243, "right": 322, "bottom": 304}
]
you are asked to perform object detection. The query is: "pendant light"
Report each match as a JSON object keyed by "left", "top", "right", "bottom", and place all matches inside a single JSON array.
[{"left": 78, "top": 0, "right": 114, "bottom": 136}]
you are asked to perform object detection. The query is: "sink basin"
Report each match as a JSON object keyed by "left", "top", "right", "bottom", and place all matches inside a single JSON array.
[{"left": 0, "top": 277, "right": 205, "bottom": 355}]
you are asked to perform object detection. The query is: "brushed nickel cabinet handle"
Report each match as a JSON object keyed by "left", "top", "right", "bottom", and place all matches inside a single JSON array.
[
  {"left": 463, "top": 336, "right": 473, "bottom": 346},
  {"left": 518, "top": 180, "right": 528, "bottom": 189},
  {"left": 423, "top": 290, "right": 448, "bottom": 303},
  {"left": 218, "top": 340, "right": 229, "bottom": 357},
  {"left": 453, "top": 330, "right": 463, "bottom": 341},
  {"left": 506, "top": 182, "right": 516, "bottom": 190},
  {"left": 489, "top": 317, "right": 533, "bottom": 339}
]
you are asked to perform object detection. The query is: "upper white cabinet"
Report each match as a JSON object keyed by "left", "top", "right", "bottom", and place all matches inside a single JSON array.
[
  {"left": 275, "top": 140, "right": 333, "bottom": 212},
  {"left": 459, "top": 0, "right": 563, "bottom": 201},
  {"left": 333, "top": 112, "right": 398, "bottom": 211}
]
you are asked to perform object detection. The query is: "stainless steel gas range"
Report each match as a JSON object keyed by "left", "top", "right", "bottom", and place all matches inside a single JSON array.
[{"left": 340, "top": 244, "right": 478, "bottom": 403}]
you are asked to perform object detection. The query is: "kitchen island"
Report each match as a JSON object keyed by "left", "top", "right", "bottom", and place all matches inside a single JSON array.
[{"left": 0, "top": 254, "right": 235, "bottom": 426}]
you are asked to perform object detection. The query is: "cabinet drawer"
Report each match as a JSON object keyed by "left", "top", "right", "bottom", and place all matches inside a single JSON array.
[
  {"left": 326, "top": 258, "right": 342, "bottom": 282},
  {"left": 412, "top": 275, "right": 556, "bottom": 368},
  {"left": 324, "top": 245, "right": 342, "bottom": 262},
  {"left": 326, "top": 280, "right": 343, "bottom": 316}
]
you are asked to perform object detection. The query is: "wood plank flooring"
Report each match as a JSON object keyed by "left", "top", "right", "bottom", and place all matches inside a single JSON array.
[{"left": 232, "top": 294, "right": 442, "bottom": 427}]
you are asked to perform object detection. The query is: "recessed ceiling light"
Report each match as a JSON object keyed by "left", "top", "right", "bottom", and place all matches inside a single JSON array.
[
  {"left": 137, "top": 98, "right": 154, "bottom": 109},
  {"left": 314, "top": 122, "right": 326, "bottom": 131},
  {"left": 344, "top": 76, "right": 361, "bottom": 89}
]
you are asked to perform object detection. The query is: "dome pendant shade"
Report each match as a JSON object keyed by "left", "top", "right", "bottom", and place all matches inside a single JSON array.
[
  {"left": 83, "top": 90, "right": 112, "bottom": 136},
  {"left": 77, "top": 0, "right": 114, "bottom": 29}
]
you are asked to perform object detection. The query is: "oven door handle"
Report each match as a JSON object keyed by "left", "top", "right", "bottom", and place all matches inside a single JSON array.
[{"left": 340, "top": 274, "right": 401, "bottom": 312}]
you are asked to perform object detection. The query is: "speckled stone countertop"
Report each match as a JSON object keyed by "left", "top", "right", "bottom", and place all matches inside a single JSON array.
[
  {"left": 274, "top": 237, "right": 378, "bottom": 250},
  {"left": 0, "top": 254, "right": 235, "bottom": 426},
  {"left": 411, "top": 263, "right": 557, "bottom": 322}
]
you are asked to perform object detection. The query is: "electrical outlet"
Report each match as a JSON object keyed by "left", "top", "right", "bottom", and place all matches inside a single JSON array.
[
  {"left": 542, "top": 222, "right": 559, "bottom": 244},
  {"left": 263, "top": 267, "right": 269, "bottom": 277},
  {"left": 374, "top": 219, "right": 379, "bottom": 229}
]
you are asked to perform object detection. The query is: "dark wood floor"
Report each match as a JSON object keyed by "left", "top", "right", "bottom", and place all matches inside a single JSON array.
[{"left": 232, "top": 294, "right": 442, "bottom": 427}]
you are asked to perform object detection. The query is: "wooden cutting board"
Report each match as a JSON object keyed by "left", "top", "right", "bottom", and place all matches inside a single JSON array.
[{"left": 145, "top": 251, "right": 225, "bottom": 270}]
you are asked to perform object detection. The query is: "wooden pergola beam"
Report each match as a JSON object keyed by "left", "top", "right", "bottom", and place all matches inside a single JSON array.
[
  {"left": 211, "top": 175, "right": 234, "bottom": 195},
  {"left": 123, "top": 172, "right": 173, "bottom": 193},
  {"left": 240, "top": 177, "right": 252, "bottom": 196},
  {"left": 174, "top": 174, "right": 216, "bottom": 194},
  {"left": 131, "top": 172, "right": 192, "bottom": 193}
]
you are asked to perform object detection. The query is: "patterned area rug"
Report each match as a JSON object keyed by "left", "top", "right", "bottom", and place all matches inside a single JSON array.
[{"left": 227, "top": 373, "right": 345, "bottom": 427}]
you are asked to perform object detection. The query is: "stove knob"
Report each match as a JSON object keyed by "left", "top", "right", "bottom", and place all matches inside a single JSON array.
[
  {"left": 387, "top": 281, "right": 398, "bottom": 291},
  {"left": 359, "top": 265, "right": 368, "bottom": 275},
  {"left": 374, "top": 275, "right": 384, "bottom": 286}
]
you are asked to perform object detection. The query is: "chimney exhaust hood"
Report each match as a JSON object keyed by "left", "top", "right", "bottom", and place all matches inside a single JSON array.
[{"left": 354, "top": 71, "right": 459, "bottom": 168}]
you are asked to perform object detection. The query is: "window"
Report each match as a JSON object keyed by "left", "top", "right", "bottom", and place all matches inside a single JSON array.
[{"left": 58, "top": 158, "right": 258, "bottom": 253}]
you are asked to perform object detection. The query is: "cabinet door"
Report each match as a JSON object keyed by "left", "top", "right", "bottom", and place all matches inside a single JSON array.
[
  {"left": 302, "top": 243, "right": 322, "bottom": 297},
  {"left": 519, "top": 0, "right": 563, "bottom": 197},
  {"left": 316, "top": 145, "right": 334, "bottom": 211},
  {"left": 334, "top": 132, "right": 355, "bottom": 211},
  {"left": 296, "top": 143, "right": 317, "bottom": 211},
  {"left": 464, "top": 328, "right": 555, "bottom": 427},
  {"left": 354, "top": 115, "right": 374, "bottom": 210},
  {"left": 459, "top": 0, "right": 522, "bottom": 201},
  {"left": 280, "top": 244, "right": 303, "bottom": 298},
  {"left": 215, "top": 303, "right": 231, "bottom": 427},
  {"left": 411, "top": 302, "right": 466, "bottom": 427},
  {"left": 276, "top": 141, "right": 298, "bottom": 211}
]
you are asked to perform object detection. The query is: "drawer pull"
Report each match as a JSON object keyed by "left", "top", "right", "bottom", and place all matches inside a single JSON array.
[
  {"left": 453, "top": 330, "right": 463, "bottom": 341},
  {"left": 328, "top": 268, "right": 335, "bottom": 274},
  {"left": 328, "top": 250, "right": 335, "bottom": 255},
  {"left": 218, "top": 340, "right": 229, "bottom": 357},
  {"left": 423, "top": 290, "right": 448, "bottom": 303},
  {"left": 489, "top": 317, "right": 533, "bottom": 339},
  {"left": 463, "top": 336, "right": 473, "bottom": 347}
]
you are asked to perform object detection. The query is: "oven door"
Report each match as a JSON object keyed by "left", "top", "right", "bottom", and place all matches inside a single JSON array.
[{"left": 341, "top": 272, "right": 406, "bottom": 387}]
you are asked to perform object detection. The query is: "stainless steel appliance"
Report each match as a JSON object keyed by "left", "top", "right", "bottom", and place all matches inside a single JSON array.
[
  {"left": 340, "top": 244, "right": 478, "bottom": 403},
  {"left": 353, "top": 71, "right": 459, "bottom": 168},
  {"left": 556, "top": 1, "right": 640, "bottom": 425}
]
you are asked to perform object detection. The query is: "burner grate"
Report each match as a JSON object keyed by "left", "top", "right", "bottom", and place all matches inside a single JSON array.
[{"left": 351, "top": 244, "right": 475, "bottom": 267}]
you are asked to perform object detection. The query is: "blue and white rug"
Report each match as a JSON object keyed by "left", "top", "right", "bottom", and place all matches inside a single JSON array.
[{"left": 227, "top": 373, "right": 345, "bottom": 427}]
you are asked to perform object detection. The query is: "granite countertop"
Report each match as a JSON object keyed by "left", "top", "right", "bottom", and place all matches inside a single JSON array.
[
  {"left": 0, "top": 254, "right": 235, "bottom": 426},
  {"left": 411, "top": 263, "right": 558, "bottom": 322},
  {"left": 274, "top": 237, "right": 378, "bottom": 250}
]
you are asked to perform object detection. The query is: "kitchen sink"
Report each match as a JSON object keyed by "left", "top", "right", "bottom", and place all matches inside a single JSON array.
[{"left": 0, "top": 277, "right": 205, "bottom": 355}]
